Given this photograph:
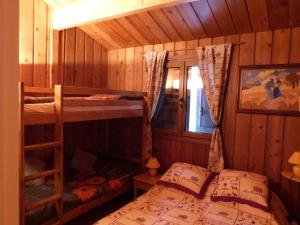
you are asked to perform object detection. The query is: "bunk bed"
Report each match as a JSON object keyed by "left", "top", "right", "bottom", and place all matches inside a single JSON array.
[
  {"left": 19, "top": 82, "right": 147, "bottom": 225},
  {"left": 23, "top": 86, "right": 144, "bottom": 125}
]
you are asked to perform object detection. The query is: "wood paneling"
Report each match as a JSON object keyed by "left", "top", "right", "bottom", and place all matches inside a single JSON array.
[
  {"left": 176, "top": 3, "right": 207, "bottom": 39},
  {"left": 84, "top": 35, "right": 94, "bottom": 87},
  {"left": 226, "top": 0, "right": 252, "bottom": 34},
  {"left": 20, "top": 0, "right": 50, "bottom": 87},
  {"left": 80, "top": 1, "right": 300, "bottom": 49},
  {"left": 162, "top": 6, "right": 195, "bottom": 41},
  {"left": 246, "top": 0, "right": 270, "bottom": 31},
  {"left": 20, "top": 0, "right": 108, "bottom": 88},
  {"left": 64, "top": 28, "right": 76, "bottom": 86},
  {"left": 207, "top": 0, "right": 236, "bottom": 35},
  {"left": 60, "top": 28, "right": 108, "bottom": 88},
  {"left": 191, "top": 0, "right": 222, "bottom": 37},
  {"left": 267, "top": 0, "right": 289, "bottom": 29},
  {"left": 107, "top": 28, "right": 300, "bottom": 222},
  {"left": 137, "top": 12, "right": 171, "bottom": 43},
  {"left": 109, "top": 118, "right": 143, "bottom": 160},
  {"left": 75, "top": 29, "right": 85, "bottom": 87},
  {"left": 149, "top": 9, "right": 182, "bottom": 42}
]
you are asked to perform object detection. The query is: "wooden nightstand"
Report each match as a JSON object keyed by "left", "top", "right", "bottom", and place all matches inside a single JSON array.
[
  {"left": 281, "top": 171, "right": 300, "bottom": 183},
  {"left": 133, "top": 172, "right": 161, "bottom": 198}
]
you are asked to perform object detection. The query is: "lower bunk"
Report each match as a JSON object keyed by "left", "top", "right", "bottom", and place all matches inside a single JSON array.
[{"left": 25, "top": 157, "right": 142, "bottom": 225}]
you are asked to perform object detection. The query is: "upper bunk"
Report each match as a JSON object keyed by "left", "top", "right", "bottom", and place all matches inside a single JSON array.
[{"left": 20, "top": 83, "right": 145, "bottom": 125}]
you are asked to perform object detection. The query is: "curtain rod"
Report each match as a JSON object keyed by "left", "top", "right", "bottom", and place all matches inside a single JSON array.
[{"left": 139, "top": 42, "right": 245, "bottom": 54}]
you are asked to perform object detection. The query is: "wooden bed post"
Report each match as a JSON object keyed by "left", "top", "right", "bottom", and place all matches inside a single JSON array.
[
  {"left": 54, "top": 84, "right": 63, "bottom": 223},
  {"left": 19, "top": 82, "right": 25, "bottom": 225}
]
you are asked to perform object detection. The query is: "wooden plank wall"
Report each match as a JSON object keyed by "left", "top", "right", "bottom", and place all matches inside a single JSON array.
[
  {"left": 109, "top": 118, "right": 143, "bottom": 160},
  {"left": 19, "top": 0, "right": 108, "bottom": 88},
  {"left": 59, "top": 28, "right": 108, "bottom": 88},
  {"left": 107, "top": 27, "right": 300, "bottom": 222},
  {"left": 20, "top": 0, "right": 51, "bottom": 87}
]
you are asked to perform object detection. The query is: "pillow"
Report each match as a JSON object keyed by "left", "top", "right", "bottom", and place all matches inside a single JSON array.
[
  {"left": 157, "top": 162, "right": 215, "bottom": 199},
  {"left": 70, "top": 150, "right": 97, "bottom": 177},
  {"left": 211, "top": 169, "right": 271, "bottom": 212},
  {"left": 25, "top": 157, "right": 46, "bottom": 186}
]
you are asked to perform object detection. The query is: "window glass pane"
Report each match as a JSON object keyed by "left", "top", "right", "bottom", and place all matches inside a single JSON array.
[
  {"left": 185, "top": 66, "right": 214, "bottom": 133},
  {"left": 155, "top": 68, "right": 179, "bottom": 129}
]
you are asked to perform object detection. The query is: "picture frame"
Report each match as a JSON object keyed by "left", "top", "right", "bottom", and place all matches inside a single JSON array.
[{"left": 237, "top": 64, "right": 300, "bottom": 115}]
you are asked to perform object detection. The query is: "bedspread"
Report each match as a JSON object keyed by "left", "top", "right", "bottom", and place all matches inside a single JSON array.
[{"left": 95, "top": 177, "right": 288, "bottom": 225}]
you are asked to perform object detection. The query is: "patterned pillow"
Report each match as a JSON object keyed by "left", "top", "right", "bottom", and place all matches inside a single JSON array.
[
  {"left": 211, "top": 169, "right": 271, "bottom": 211},
  {"left": 70, "top": 149, "right": 97, "bottom": 177},
  {"left": 157, "top": 162, "right": 215, "bottom": 199}
]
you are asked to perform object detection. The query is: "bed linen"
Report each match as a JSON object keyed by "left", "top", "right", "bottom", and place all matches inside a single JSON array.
[
  {"left": 25, "top": 158, "right": 142, "bottom": 225},
  {"left": 96, "top": 176, "right": 289, "bottom": 225}
]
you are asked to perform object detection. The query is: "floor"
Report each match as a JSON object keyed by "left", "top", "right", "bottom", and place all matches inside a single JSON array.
[{"left": 65, "top": 192, "right": 133, "bottom": 225}]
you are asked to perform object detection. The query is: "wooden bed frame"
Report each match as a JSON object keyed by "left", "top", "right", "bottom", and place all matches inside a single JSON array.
[
  {"left": 23, "top": 86, "right": 145, "bottom": 125},
  {"left": 19, "top": 82, "right": 147, "bottom": 225}
]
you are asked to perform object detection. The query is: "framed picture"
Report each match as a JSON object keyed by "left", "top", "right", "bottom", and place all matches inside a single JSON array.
[{"left": 237, "top": 64, "right": 300, "bottom": 115}]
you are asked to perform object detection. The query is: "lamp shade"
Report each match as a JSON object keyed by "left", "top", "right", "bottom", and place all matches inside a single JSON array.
[
  {"left": 145, "top": 157, "right": 160, "bottom": 169},
  {"left": 288, "top": 151, "right": 300, "bottom": 165}
]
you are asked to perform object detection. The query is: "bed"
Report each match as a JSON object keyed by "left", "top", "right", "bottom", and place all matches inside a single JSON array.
[
  {"left": 95, "top": 170, "right": 289, "bottom": 225},
  {"left": 20, "top": 84, "right": 147, "bottom": 225},
  {"left": 24, "top": 95, "right": 144, "bottom": 125},
  {"left": 25, "top": 157, "right": 143, "bottom": 225}
]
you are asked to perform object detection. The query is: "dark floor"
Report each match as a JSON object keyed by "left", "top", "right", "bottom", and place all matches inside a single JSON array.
[{"left": 65, "top": 192, "right": 133, "bottom": 225}]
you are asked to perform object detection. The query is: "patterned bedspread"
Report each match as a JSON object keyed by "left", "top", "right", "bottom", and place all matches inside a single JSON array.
[{"left": 95, "top": 177, "right": 288, "bottom": 225}]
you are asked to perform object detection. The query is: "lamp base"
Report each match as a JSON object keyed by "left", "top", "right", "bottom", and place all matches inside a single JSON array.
[
  {"left": 148, "top": 168, "right": 157, "bottom": 176},
  {"left": 293, "top": 165, "right": 300, "bottom": 177}
]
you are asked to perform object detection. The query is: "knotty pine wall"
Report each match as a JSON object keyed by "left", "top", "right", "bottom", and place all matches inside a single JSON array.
[
  {"left": 63, "top": 119, "right": 142, "bottom": 163},
  {"left": 60, "top": 28, "right": 108, "bottom": 88},
  {"left": 107, "top": 27, "right": 300, "bottom": 221},
  {"left": 20, "top": 0, "right": 108, "bottom": 88},
  {"left": 20, "top": 0, "right": 52, "bottom": 87}
]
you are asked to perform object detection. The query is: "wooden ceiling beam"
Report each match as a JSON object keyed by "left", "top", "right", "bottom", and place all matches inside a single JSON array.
[{"left": 52, "top": 0, "right": 199, "bottom": 30}]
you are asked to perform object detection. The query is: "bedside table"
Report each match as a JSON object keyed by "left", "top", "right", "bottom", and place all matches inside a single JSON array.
[
  {"left": 133, "top": 172, "right": 161, "bottom": 198},
  {"left": 281, "top": 170, "right": 300, "bottom": 183}
]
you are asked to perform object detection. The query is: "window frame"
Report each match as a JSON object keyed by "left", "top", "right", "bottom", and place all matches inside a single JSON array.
[{"left": 154, "top": 57, "right": 212, "bottom": 141}]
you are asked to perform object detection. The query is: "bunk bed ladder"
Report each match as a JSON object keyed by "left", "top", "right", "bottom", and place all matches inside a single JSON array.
[{"left": 20, "top": 83, "right": 64, "bottom": 225}]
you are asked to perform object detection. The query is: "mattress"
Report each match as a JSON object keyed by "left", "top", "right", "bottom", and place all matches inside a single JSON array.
[
  {"left": 24, "top": 103, "right": 55, "bottom": 113},
  {"left": 96, "top": 176, "right": 289, "bottom": 225},
  {"left": 24, "top": 97, "right": 143, "bottom": 114},
  {"left": 25, "top": 158, "right": 142, "bottom": 225}
]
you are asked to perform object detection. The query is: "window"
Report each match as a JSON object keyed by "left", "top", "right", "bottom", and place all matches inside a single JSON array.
[
  {"left": 185, "top": 66, "right": 213, "bottom": 134},
  {"left": 154, "top": 60, "right": 213, "bottom": 137}
]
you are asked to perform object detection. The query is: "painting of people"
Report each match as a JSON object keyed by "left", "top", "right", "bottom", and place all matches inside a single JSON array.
[{"left": 238, "top": 65, "right": 300, "bottom": 114}]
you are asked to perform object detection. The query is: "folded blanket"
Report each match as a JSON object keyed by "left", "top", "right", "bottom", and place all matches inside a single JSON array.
[{"left": 72, "top": 186, "right": 97, "bottom": 202}]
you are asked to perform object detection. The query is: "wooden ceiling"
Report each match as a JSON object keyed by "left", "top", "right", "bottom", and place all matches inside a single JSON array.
[{"left": 77, "top": 0, "right": 300, "bottom": 49}]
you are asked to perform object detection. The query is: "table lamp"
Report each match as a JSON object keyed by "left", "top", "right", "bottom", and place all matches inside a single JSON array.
[
  {"left": 145, "top": 157, "right": 160, "bottom": 176},
  {"left": 288, "top": 151, "right": 300, "bottom": 177}
]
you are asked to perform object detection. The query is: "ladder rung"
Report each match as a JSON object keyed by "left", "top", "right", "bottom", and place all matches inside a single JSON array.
[
  {"left": 25, "top": 194, "right": 61, "bottom": 212},
  {"left": 25, "top": 169, "right": 60, "bottom": 181},
  {"left": 25, "top": 141, "right": 61, "bottom": 152}
]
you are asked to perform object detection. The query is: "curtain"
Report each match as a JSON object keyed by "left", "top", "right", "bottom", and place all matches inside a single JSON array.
[
  {"left": 143, "top": 50, "right": 167, "bottom": 160},
  {"left": 196, "top": 44, "right": 232, "bottom": 173}
]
